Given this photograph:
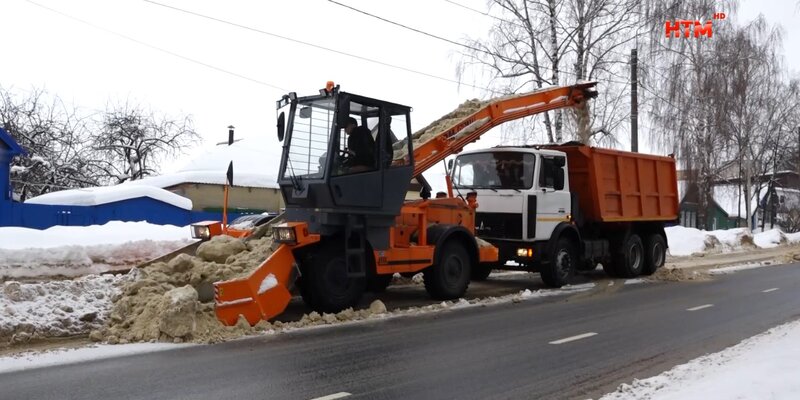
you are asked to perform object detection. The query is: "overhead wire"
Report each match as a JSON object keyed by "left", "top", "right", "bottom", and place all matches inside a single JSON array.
[
  {"left": 23, "top": 0, "right": 288, "bottom": 91},
  {"left": 142, "top": 0, "right": 504, "bottom": 95}
]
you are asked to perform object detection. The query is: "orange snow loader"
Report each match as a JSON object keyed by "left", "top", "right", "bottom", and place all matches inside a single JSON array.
[{"left": 213, "top": 81, "right": 599, "bottom": 326}]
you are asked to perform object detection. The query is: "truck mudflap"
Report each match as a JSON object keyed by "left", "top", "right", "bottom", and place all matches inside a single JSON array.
[{"left": 214, "top": 223, "right": 319, "bottom": 326}]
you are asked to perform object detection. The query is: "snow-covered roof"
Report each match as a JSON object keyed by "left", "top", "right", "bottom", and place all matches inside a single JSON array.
[
  {"left": 25, "top": 185, "right": 192, "bottom": 210},
  {"left": 127, "top": 140, "right": 279, "bottom": 189},
  {"left": 713, "top": 184, "right": 759, "bottom": 219}
]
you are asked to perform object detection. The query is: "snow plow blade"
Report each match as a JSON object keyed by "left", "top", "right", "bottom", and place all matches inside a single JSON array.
[{"left": 213, "top": 222, "right": 320, "bottom": 326}]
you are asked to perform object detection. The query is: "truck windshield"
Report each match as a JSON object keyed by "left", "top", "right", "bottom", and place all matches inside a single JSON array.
[
  {"left": 453, "top": 152, "right": 535, "bottom": 190},
  {"left": 282, "top": 98, "right": 335, "bottom": 180}
]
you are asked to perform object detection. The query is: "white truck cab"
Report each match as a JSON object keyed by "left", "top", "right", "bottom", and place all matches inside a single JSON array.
[{"left": 451, "top": 147, "right": 571, "bottom": 263}]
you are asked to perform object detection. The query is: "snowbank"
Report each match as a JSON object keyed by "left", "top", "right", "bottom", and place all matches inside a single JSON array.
[
  {"left": 665, "top": 226, "right": 800, "bottom": 256},
  {"left": 600, "top": 319, "right": 800, "bottom": 400},
  {"left": 0, "top": 221, "right": 191, "bottom": 250},
  {"left": 25, "top": 185, "right": 192, "bottom": 210},
  {"left": 0, "top": 274, "right": 126, "bottom": 346},
  {"left": 0, "top": 222, "right": 194, "bottom": 278}
]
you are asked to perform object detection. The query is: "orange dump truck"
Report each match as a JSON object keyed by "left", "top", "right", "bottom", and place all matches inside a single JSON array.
[{"left": 451, "top": 143, "right": 679, "bottom": 284}]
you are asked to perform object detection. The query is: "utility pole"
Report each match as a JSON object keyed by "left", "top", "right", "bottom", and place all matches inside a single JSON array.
[{"left": 630, "top": 48, "right": 638, "bottom": 153}]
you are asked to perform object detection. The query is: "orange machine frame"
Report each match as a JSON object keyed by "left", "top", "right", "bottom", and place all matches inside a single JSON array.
[{"left": 213, "top": 83, "right": 597, "bottom": 325}]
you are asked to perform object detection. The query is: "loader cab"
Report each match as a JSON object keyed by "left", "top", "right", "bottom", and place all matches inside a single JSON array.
[{"left": 276, "top": 85, "right": 414, "bottom": 219}]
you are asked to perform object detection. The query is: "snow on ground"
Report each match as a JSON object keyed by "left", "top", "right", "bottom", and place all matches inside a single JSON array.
[
  {"left": 708, "top": 262, "right": 771, "bottom": 275},
  {"left": 0, "top": 274, "right": 128, "bottom": 345},
  {"left": 666, "top": 226, "right": 800, "bottom": 256},
  {"left": 0, "top": 342, "right": 188, "bottom": 374},
  {"left": 0, "top": 222, "right": 194, "bottom": 278},
  {"left": 599, "top": 318, "right": 800, "bottom": 400}
]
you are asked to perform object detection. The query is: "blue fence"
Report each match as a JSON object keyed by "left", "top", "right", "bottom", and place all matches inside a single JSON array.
[{"left": 1, "top": 199, "right": 252, "bottom": 229}]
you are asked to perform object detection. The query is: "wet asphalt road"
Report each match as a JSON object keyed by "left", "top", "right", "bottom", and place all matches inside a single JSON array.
[{"left": 2, "top": 264, "right": 800, "bottom": 400}]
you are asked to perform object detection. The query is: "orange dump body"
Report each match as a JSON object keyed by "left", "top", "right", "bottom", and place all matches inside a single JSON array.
[{"left": 551, "top": 145, "right": 679, "bottom": 223}]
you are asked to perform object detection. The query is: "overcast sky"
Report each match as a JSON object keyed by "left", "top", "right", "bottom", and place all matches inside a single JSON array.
[{"left": 1, "top": 0, "right": 798, "bottom": 191}]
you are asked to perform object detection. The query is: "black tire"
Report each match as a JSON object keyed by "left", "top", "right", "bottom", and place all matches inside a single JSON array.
[
  {"left": 470, "top": 262, "right": 495, "bottom": 281},
  {"left": 613, "top": 233, "right": 644, "bottom": 278},
  {"left": 367, "top": 273, "right": 393, "bottom": 293},
  {"left": 424, "top": 240, "right": 472, "bottom": 300},
  {"left": 642, "top": 234, "right": 666, "bottom": 276},
  {"left": 298, "top": 244, "right": 365, "bottom": 313},
  {"left": 540, "top": 236, "right": 576, "bottom": 287}
]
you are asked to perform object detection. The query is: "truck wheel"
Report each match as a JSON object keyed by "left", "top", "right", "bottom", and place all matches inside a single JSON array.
[
  {"left": 540, "top": 237, "right": 575, "bottom": 288},
  {"left": 299, "top": 246, "right": 365, "bottom": 313},
  {"left": 642, "top": 234, "right": 666, "bottom": 275},
  {"left": 424, "top": 240, "right": 472, "bottom": 300},
  {"left": 367, "top": 273, "right": 393, "bottom": 293},
  {"left": 613, "top": 234, "right": 644, "bottom": 278},
  {"left": 470, "top": 262, "right": 495, "bottom": 281}
]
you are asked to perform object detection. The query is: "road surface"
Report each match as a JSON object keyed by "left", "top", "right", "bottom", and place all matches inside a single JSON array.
[{"left": 2, "top": 264, "right": 799, "bottom": 400}]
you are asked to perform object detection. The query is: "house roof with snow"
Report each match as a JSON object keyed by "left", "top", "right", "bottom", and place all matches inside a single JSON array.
[
  {"left": 0, "top": 127, "right": 26, "bottom": 158},
  {"left": 25, "top": 185, "right": 193, "bottom": 210},
  {"left": 126, "top": 139, "right": 279, "bottom": 189}
]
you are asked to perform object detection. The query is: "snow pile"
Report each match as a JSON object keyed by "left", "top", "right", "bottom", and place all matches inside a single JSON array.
[
  {"left": 600, "top": 319, "right": 800, "bottom": 400},
  {"left": 25, "top": 185, "right": 192, "bottom": 210},
  {"left": 0, "top": 222, "right": 194, "bottom": 279},
  {"left": 753, "top": 229, "right": 787, "bottom": 248},
  {"left": 0, "top": 274, "right": 126, "bottom": 346},
  {"left": 708, "top": 262, "right": 771, "bottom": 275},
  {"left": 93, "top": 234, "right": 277, "bottom": 344},
  {"left": 665, "top": 226, "right": 800, "bottom": 257}
]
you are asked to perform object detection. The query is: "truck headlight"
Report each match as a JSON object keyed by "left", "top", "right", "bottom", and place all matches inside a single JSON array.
[
  {"left": 516, "top": 248, "right": 533, "bottom": 257},
  {"left": 274, "top": 226, "right": 297, "bottom": 244},
  {"left": 192, "top": 225, "right": 211, "bottom": 240},
  {"left": 190, "top": 221, "right": 223, "bottom": 240}
]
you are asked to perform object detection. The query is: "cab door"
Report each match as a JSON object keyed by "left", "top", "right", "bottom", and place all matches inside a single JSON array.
[{"left": 533, "top": 154, "right": 570, "bottom": 241}]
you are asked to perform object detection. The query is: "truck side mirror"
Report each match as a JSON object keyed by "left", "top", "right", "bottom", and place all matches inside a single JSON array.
[{"left": 277, "top": 112, "right": 285, "bottom": 142}]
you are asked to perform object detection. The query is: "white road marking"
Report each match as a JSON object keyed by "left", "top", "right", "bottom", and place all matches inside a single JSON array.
[
  {"left": 309, "top": 392, "right": 351, "bottom": 400},
  {"left": 687, "top": 304, "right": 714, "bottom": 311},
  {"left": 549, "top": 332, "right": 598, "bottom": 345},
  {"left": 762, "top": 288, "right": 779, "bottom": 293}
]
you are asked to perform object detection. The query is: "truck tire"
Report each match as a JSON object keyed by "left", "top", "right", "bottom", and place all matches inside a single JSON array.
[
  {"left": 642, "top": 234, "right": 666, "bottom": 275},
  {"left": 540, "top": 237, "right": 576, "bottom": 288},
  {"left": 299, "top": 245, "right": 365, "bottom": 313},
  {"left": 471, "top": 262, "right": 495, "bottom": 281},
  {"left": 613, "top": 234, "right": 644, "bottom": 278},
  {"left": 367, "top": 273, "right": 393, "bottom": 293},
  {"left": 424, "top": 239, "right": 472, "bottom": 300}
]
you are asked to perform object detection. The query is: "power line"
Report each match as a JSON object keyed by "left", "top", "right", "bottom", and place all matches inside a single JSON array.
[
  {"left": 142, "top": 0, "right": 503, "bottom": 94},
  {"left": 23, "top": 0, "right": 288, "bottom": 91},
  {"left": 328, "top": 0, "right": 485, "bottom": 54},
  {"left": 328, "top": 0, "right": 631, "bottom": 86}
]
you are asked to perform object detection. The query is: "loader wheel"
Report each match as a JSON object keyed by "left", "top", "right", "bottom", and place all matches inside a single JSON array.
[
  {"left": 470, "top": 262, "right": 495, "bottom": 281},
  {"left": 642, "top": 234, "right": 666, "bottom": 276},
  {"left": 540, "top": 237, "right": 575, "bottom": 288},
  {"left": 299, "top": 246, "right": 365, "bottom": 313},
  {"left": 613, "top": 234, "right": 644, "bottom": 278},
  {"left": 424, "top": 240, "right": 471, "bottom": 300}
]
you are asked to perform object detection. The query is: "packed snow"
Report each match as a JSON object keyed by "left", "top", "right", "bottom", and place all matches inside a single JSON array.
[
  {"left": 600, "top": 318, "right": 800, "bottom": 400},
  {"left": 25, "top": 185, "right": 192, "bottom": 210},
  {"left": 0, "top": 222, "right": 194, "bottom": 278}
]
